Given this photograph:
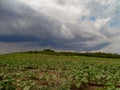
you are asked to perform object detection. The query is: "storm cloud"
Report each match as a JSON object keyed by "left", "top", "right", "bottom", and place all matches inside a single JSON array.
[{"left": 0, "top": 0, "right": 120, "bottom": 53}]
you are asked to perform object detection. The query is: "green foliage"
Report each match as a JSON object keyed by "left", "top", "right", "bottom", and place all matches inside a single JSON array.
[
  {"left": 0, "top": 53, "right": 120, "bottom": 90},
  {"left": 0, "top": 79, "right": 16, "bottom": 90},
  {"left": 22, "top": 49, "right": 120, "bottom": 59}
]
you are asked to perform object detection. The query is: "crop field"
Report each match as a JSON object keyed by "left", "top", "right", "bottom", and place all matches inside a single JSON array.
[{"left": 0, "top": 53, "right": 120, "bottom": 90}]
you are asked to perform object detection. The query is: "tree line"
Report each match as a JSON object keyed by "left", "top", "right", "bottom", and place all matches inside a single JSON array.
[{"left": 24, "top": 49, "right": 120, "bottom": 59}]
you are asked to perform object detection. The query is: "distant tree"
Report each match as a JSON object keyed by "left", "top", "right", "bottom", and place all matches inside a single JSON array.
[{"left": 42, "top": 49, "right": 55, "bottom": 52}]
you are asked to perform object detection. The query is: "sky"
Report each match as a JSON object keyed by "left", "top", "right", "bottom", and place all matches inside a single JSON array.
[{"left": 0, "top": 0, "right": 120, "bottom": 54}]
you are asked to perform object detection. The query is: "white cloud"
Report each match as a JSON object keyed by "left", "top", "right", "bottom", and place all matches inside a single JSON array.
[{"left": 94, "top": 18, "right": 111, "bottom": 30}]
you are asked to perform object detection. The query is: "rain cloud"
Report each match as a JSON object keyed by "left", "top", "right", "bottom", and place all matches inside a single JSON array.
[{"left": 0, "top": 0, "right": 120, "bottom": 53}]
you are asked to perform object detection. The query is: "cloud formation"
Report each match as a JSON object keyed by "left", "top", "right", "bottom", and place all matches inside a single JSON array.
[{"left": 0, "top": 0, "right": 120, "bottom": 53}]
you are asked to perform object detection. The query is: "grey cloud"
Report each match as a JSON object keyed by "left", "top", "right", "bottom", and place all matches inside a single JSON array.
[
  {"left": 0, "top": 0, "right": 62, "bottom": 38},
  {"left": 88, "top": 1, "right": 108, "bottom": 17},
  {"left": 0, "top": 0, "right": 112, "bottom": 53},
  {"left": 0, "top": 35, "right": 40, "bottom": 42},
  {"left": 88, "top": 0, "right": 120, "bottom": 24},
  {"left": 56, "top": 0, "right": 66, "bottom": 5},
  {"left": 66, "top": 24, "right": 100, "bottom": 41}
]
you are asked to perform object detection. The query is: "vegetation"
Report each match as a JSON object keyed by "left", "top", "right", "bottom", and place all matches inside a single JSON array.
[
  {"left": 25, "top": 49, "right": 120, "bottom": 59},
  {"left": 0, "top": 52, "right": 120, "bottom": 90}
]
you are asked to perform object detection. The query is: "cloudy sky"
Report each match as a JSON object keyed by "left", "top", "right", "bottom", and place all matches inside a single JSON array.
[{"left": 0, "top": 0, "right": 120, "bottom": 54}]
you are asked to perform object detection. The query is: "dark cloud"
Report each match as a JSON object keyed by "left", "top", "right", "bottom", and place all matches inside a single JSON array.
[
  {"left": 0, "top": 35, "right": 40, "bottom": 42},
  {"left": 0, "top": 0, "right": 111, "bottom": 53},
  {"left": 0, "top": 0, "right": 61, "bottom": 36}
]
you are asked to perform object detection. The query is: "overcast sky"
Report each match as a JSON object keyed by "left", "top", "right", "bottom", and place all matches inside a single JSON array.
[{"left": 0, "top": 0, "right": 120, "bottom": 54}]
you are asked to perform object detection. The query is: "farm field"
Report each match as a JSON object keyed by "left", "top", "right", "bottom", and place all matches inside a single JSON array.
[{"left": 0, "top": 53, "right": 120, "bottom": 90}]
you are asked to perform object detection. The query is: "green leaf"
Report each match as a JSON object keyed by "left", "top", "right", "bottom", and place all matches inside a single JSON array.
[
  {"left": 76, "top": 82, "right": 81, "bottom": 88},
  {"left": 23, "top": 86, "right": 31, "bottom": 90},
  {"left": 81, "top": 77, "right": 88, "bottom": 83},
  {"left": 75, "top": 76, "right": 80, "bottom": 80},
  {"left": 116, "top": 88, "right": 120, "bottom": 90}
]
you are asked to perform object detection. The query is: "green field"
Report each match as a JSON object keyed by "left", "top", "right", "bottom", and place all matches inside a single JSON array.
[{"left": 0, "top": 53, "right": 120, "bottom": 90}]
